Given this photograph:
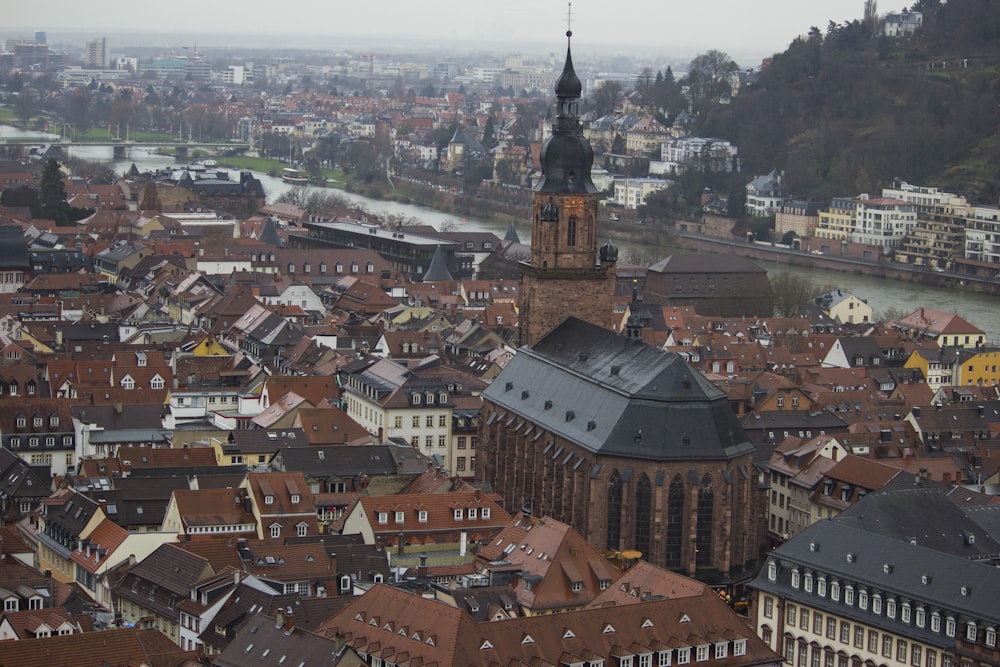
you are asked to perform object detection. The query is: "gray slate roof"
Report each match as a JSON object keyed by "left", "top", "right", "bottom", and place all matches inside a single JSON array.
[
  {"left": 483, "top": 318, "right": 753, "bottom": 461},
  {"left": 755, "top": 517, "right": 1000, "bottom": 642}
]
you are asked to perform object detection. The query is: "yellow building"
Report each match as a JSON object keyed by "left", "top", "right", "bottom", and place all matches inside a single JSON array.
[{"left": 954, "top": 348, "right": 1000, "bottom": 387}]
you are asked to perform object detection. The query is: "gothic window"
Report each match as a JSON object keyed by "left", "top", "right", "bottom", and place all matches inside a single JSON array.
[
  {"left": 606, "top": 470, "right": 622, "bottom": 551},
  {"left": 567, "top": 215, "right": 577, "bottom": 246},
  {"left": 665, "top": 475, "right": 685, "bottom": 568},
  {"left": 635, "top": 474, "right": 651, "bottom": 558},
  {"left": 696, "top": 474, "right": 714, "bottom": 567}
]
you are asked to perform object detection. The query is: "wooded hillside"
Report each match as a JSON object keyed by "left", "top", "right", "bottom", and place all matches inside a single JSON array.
[{"left": 698, "top": 0, "right": 1000, "bottom": 203}]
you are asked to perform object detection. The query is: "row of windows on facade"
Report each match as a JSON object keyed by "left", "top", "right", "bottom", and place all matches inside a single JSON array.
[
  {"left": 173, "top": 394, "right": 237, "bottom": 406},
  {"left": 775, "top": 624, "right": 948, "bottom": 667},
  {"left": 8, "top": 434, "right": 72, "bottom": 448},
  {"left": 767, "top": 560, "right": 996, "bottom": 645},
  {"left": 0, "top": 379, "right": 36, "bottom": 395},
  {"left": 12, "top": 414, "right": 60, "bottom": 428},
  {"left": 248, "top": 255, "right": 376, "bottom": 275},
  {"left": 462, "top": 639, "right": 749, "bottom": 667},
  {"left": 410, "top": 391, "right": 449, "bottom": 406},
  {"left": 376, "top": 506, "right": 491, "bottom": 524}
]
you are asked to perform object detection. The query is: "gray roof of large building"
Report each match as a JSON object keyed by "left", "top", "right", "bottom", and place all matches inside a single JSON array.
[
  {"left": 754, "top": 516, "right": 1000, "bottom": 637},
  {"left": 482, "top": 317, "right": 753, "bottom": 461},
  {"left": 834, "top": 486, "right": 1000, "bottom": 558}
]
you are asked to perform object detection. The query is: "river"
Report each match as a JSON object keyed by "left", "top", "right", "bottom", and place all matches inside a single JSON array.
[{"left": 64, "top": 144, "right": 1000, "bottom": 343}]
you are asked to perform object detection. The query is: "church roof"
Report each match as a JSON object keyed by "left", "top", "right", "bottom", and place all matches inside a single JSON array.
[{"left": 483, "top": 318, "right": 753, "bottom": 461}]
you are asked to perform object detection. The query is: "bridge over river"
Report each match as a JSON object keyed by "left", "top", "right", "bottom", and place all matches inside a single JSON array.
[{"left": 0, "top": 138, "right": 250, "bottom": 160}]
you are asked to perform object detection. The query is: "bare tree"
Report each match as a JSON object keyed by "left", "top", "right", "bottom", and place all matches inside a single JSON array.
[{"left": 770, "top": 271, "right": 816, "bottom": 317}]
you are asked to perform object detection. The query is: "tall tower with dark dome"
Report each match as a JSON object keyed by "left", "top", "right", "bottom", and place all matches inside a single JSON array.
[{"left": 518, "top": 30, "right": 616, "bottom": 347}]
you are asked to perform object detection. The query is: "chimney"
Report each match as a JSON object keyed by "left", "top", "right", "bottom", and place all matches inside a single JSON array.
[
  {"left": 114, "top": 400, "right": 123, "bottom": 414},
  {"left": 417, "top": 553, "right": 428, "bottom": 580},
  {"left": 912, "top": 406, "right": 921, "bottom": 418},
  {"left": 978, "top": 405, "right": 985, "bottom": 418},
  {"left": 275, "top": 609, "right": 284, "bottom": 628}
]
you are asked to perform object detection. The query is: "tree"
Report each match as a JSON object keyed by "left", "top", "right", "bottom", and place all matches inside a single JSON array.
[
  {"left": 589, "top": 80, "right": 622, "bottom": 117},
  {"left": 13, "top": 88, "right": 37, "bottom": 124},
  {"left": 40, "top": 158, "right": 71, "bottom": 224},
  {"left": 685, "top": 50, "right": 738, "bottom": 113},
  {"left": 482, "top": 115, "right": 498, "bottom": 150},
  {"left": 66, "top": 87, "right": 95, "bottom": 133},
  {"left": 770, "top": 271, "right": 816, "bottom": 317}
]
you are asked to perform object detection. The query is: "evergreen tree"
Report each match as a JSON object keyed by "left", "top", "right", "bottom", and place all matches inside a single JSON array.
[
  {"left": 482, "top": 115, "right": 498, "bottom": 149},
  {"left": 40, "top": 158, "right": 69, "bottom": 222}
]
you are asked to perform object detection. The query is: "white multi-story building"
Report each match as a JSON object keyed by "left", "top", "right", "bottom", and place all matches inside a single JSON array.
[
  {"left": 752, "top": 489, "right": 1000, "bottom": 667},
  {"left": 612, "top": 177, "right": 670, "bottom": 210},
  {"left": 660, "top": 137, "right": 738, "bottom": 175},
  {"left": 964, "top": 205, "right": 1000, "bottom": 266},
  {"left": 849, "top": 196, "right": 917, "bottom": 248},
  {"left": 881, "top": 181, "right": 958, "bottom": 213},
  {"left": 884, "top": 11, "right": 922, "bottom": 37},
  {"left": 340, "top": 356, "right": 453, "bottom": 469},
  {"left": 746, "top": 170, "right": 787, "bottom": 217}
]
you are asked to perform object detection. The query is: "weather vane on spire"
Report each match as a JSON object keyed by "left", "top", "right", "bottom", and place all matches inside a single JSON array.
[{"left": 566, "top": 2, "right": 573, "bottom": 37}]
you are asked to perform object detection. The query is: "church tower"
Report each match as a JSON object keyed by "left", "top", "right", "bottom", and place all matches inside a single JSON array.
[{"left": 519, "top": 30, "right": 617, "bottom": 347}]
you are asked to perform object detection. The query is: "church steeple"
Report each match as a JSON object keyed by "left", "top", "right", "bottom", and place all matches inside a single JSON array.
[
  {"left": 518, "top": 24, "right": 616, "bottom": 348},
  {"left": 537, "top": 30, "right": 596, "bottom": 195}
]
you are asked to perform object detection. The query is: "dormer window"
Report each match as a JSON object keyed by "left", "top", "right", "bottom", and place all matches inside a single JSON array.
[
  {"left": 481, "top": 508, "right": 490, "bottom": 519},
  {"left": 767, "top": 560, "right": 777, "bottom": 582},
  {"left": 439, "top": 392, "right": 448, "bottom": 404},
  {"left": 395, "top": 511, "right": 405, "bottom": 524},
  {"left": 49, "top": 415, "right": 59, "bottom": 427},
  {"left": 377, "top": 512, "right": 388, "bottom": 524},
  {"left": 412, "top": 393, "right": 421, "bottom": 405},
  {"left": 33, "top": 416, "right": 43, "bottom": 428},
  {"left": 290, "top": 494, "right": 300, "bottom": 503},
  {"left": 418, "top": 510, "right": 428, "bottom": 522},
  {"left": 790, "top": 569, "right": 800, "bottom": 589},
  {"left": 264, "top": 495, "right": 274, "bottom": 505},
  {"left": 468, "top": 508, "right": 477, "bottom": 520},
  {"left": 426, "top": 393, "right": 434, "bottom": 405},
  {"left": 15, "top": 416, "right": 24, "bottom": 428},
  {"left": 453, "top": 509, "right": 463, "bottom": 520}
]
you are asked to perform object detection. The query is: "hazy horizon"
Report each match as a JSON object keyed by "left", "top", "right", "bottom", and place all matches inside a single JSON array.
[{"left": 6, "top": 0, "right": 913, "bottom": 65}]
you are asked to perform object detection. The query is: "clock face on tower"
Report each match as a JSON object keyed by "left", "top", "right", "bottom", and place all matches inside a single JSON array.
[{"left": 563, "top": 196, "right": 584, "bottom": 215}]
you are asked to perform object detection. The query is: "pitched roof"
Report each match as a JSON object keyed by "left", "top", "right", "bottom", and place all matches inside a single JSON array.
[
  {"left": 484, "top": 317, "right": 753, "bottom": 461},
  {"left": 0, "top": 627, "right": 192, "bottom": 667}
]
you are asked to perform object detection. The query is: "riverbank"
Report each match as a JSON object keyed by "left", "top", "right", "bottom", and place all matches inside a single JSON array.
[{"left": 668, "top": 231, "right": 1000, "bottom": 297}]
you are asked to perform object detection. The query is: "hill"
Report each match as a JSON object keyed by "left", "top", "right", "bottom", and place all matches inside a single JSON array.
[{"left": 698, "top": 0, "right": 1000, "bottom": 204}]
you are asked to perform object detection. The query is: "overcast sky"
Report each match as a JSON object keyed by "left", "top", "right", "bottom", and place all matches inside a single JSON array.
[{"left": 6, "top": 0, "right": 913, "bottom": 62}]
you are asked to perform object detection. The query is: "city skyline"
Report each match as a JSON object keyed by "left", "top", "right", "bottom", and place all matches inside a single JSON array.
[{"left": 6, "top": 0, "right": 913, "bottom": 63}]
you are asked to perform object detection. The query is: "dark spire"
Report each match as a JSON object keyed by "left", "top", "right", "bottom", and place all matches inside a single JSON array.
[
  {"left": 536, "top": 29, "right": 596, "bottom": 195},
  {"left": 625, "top": 279, "right": 644, "bottom": 340},
  {"left": 422, "top": 245, "right": 454, "bottom": 282},
  {"left": 555, "top": 31, "right": 582, "bottom": 99},
  {"left": 503, "top": 221, "right": 521, "bottom": 244}
]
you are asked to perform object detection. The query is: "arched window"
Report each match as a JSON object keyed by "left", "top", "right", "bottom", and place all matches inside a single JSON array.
[
  {"left": 696, "top": 474, "right": 714, "bottom": 567},
  {"left": 665, "top": 475, "right": 685, "bottom": 568},
  {"left": 606, "top": 470, "right": 622, "bottom": 551},
  {"left": 567, "top": 215, "right": 577, "bottom": 246},
  {"left": 634, "top": 474, "right": 651, "bottom": 558}
]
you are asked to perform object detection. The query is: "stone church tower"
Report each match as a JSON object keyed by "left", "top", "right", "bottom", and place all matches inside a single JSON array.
[{"left": 519, "top": 31, "right": 617, "bottom": 347}]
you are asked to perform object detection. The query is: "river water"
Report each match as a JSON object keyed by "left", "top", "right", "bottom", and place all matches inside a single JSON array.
[{"left": 65, "top": 144, "right": 1000, "bottom": 342}]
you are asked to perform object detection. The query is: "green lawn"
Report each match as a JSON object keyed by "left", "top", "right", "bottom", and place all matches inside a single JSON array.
[{"left": 216, "top": 156, "right": 352, "bottom": 188}]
